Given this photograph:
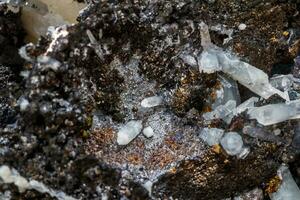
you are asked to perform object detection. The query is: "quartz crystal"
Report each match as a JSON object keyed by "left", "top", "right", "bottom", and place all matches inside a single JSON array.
[
  {"left": 117, "top": 120, "right": 143, "bottom": 145},
  {"left": 270, "top": 165, "right": 300, "bottom": 200},
  {"left": 220, "top": 132, "right": 243, "bottom": 156},
  {"left": 234, "top": 97, "right": 259, "bottom": 114},
  {"left": 198, "top": 22, "right": 289, "bottom": 101},
  {"left": 141, "top": 96, "right": 163, "bottom": 108},
  {"left": 212, "top": 75, "right": 240, "bottom": 109},
  {"left": 203, "top": 100, "right": 236, "bottom": 123},
  {"left": 199, "top": 128, "right": 224, "bottom": 146},
  {"left": 143, "top": 126, "right": 154, "bottom": 138},
  {"left": 247, "top": 99, "right": 300, "bottom": 126},
  {"left": 0, "top": 165, "right": 77, "bottom": 200}
]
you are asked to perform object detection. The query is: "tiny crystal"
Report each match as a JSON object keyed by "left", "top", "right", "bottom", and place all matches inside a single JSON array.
[
  {"left": 203, "top": 100, "right": 236, "bottom": 123},
  {"left": 220, "top": 132, "right": 243, "bottom": 156},
  {"left": 141, "top": 96, "right": 163, "bottom": 108},
  {"left": 117, "top": 120, "right": 143, "bottom": 145},
  {"left": 143, "top": 126, "right": 154, "bottom": 138},
  {"left": 18, "top": 98, "right": 29, "bottom": 112},
  {"left": 199, "top": 128, "right": 224, "bottom": 146}
]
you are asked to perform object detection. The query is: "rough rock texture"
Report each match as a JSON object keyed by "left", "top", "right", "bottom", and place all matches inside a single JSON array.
[{"left": 0, "top": 1, "right": 300, "bottom": 200}]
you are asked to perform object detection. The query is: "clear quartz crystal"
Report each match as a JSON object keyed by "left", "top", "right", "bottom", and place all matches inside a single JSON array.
[
  {"left": 198, "top": 22, "right": 289, "bottom": 101},
  {"left": 199, "top": 128, "right": 224, "bottom": 146},
  {"left": 212, "top": 75, "right": 240, "bottom": 109},
  {"left": 247, "top": 99, "right": 300, "bottom": 126},
  {"left": 203, "top": 100, "right": 236, "bottom": 123},
  {"left": 143, "top": 126, "right": 154, "bottom": 138},
  {"left": 141, "top": 96, "right": 163, "bottom": 108},
  {"left": 220, "top": 132, "right": 243, "bottom": 156},
  {"left": 117, "top": 120, "right": 143, "bottom": 145},
  {"left": 270, "top": 165, "right": 300, "bottom": 200},
  {"left": 234, "top": 97, "right": 259, "bottom": 114}
]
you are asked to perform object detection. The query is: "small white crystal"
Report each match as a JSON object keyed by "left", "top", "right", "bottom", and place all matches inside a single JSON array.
[
  {"left": 19, "top": 98, "right": 30, "bottom": 112},
  {"left": 203, "top": 100, "right": 236, "bottom": 123},
  {"left": 143, "top": 180, "right": 153, "bottom": 195},
  {"left": 141, "top": 96, "right": 163, "bottom": 108},
  {"left": 117, "top": 120, "right": 143, "bottom": 145},
  {"left": 199, "top": 128, "right": 224, "bottom": 146},
  {"left": 0, "top": 165, "right": 14, "bottom": 183},
  {"left": 247, "top": 99, "right": 300, "bottom": 126},
  {"left": 198, "top": 49, "right": 222, "bottom": 73},
  {"left": 270, "top": 165, "right": 300, "bottom": 200},
  {"left": 237, "top": 146, "right": 250, "bottom": 159},
  {"left": 14, "top": 176, "right": 29, "bottom": 193},
  {"left": 18, "top": 43, "right": 35, "bottom": 62},
  {"left": 0, "top": 165, "right": 77, "bottom": 199},
  {"left": 143, "top": 126, "right": 154, "bottom": 138},
  {"left": 220, "top": 132, "right": 243, "bottom": 156},
  {"left": 212, "top": 75, "right": 240, "bottom": 109},
  {"left": 238, "top": 23, "right": 247, "bottom": 30}
]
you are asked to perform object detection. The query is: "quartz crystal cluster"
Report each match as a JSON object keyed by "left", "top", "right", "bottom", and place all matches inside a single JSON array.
[{"left": 0, "top": 0, "right": 300, "bottom": 199}]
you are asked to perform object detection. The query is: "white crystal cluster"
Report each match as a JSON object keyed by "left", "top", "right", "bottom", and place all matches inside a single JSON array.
[
  {"left": 198, "top": 22, "right": 288, "bottom": 101},
  {"left": 199, "top": 129, "right": 249, "bottom": 158},
  {"left": 270, "top": 165, "right": 300, "bottom": 200},
  {"left": 0, "top": 165, "right": 77, "bottom": 200}
]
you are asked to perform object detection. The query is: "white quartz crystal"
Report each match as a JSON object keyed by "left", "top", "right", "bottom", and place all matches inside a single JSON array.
[
  {"left": 238, "top": 23, "right": 247, "bottom": 31},
  {"left": 234, "top": 97, "right": 259, "bottom": 114},
  {"left": 270, "top": 165, "right": 300, "bottom": 200},
  {"left": 143, "top": 126, "right": 154, "bottom": 138},
  {"left": 198, "top": 49, "right": 221, "bottom": 73},
  {"left": 117, "top": 120, "right": 143, "bottom": 145},
  {"left": 198, "top": 22, "right": 289, "bottom": 101},
  {"left": 203, "top": 100, "right": 236, "bottom": 123},
  {"left": 212, "top": 75, "right": 240, "bottom": 109},
  {"left": 247, "top": 99, "right": 300, "bottom": 126},
  {"left": 143, "top": 180, "right": 153, "bottom": 195},
  {"left": 19, "top": 97, "right": 30, "bottom": 112},
  {"left": 199, "top": 128, "right": 224, "bottom": 146},
  {"left": 0, "top": 165, "right": 77, "bottom": 199},
  {"left": 220, "top": 132, "right": 244, "bottom": 156},
  {"left": 141, "top": 96, "right": 163, "bottom": 108},
  {"left": 0, "top": 166, "right": 29, "bottom": 193}
]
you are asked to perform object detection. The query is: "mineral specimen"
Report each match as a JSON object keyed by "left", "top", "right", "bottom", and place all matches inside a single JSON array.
[
  {"left": 141, "top": 96, "right": 163, "bottom": 108},
  {"left": 247, "top": 99, "right": 300, "bottom": 126},
  {"left": 117, "top": 120, "right": 143, "bottom": 145},
  {"left": 0, "top": 165, "right": 77, "bottom": 200},
  {"left": 0, "top": 0, "right": 300, "bottom": 199},
  {"left": 142, "top": 126, "right": 154, "bottom": 138},
  {"left": 220, "top": 132, "right": 244, "bottom": 156},
  {"left": 199, "top": 127, "right": 224, "bottom": 146},
  {"left": 198, "top": 22, "right": 289, "bottom": 101}
]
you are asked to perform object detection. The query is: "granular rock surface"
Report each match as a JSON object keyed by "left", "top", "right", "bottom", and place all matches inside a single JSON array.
[{"left": 0, "top": 0, "right": 300, "bottom": 200}]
